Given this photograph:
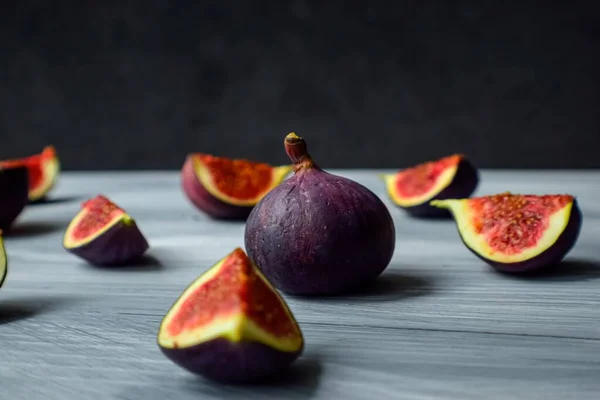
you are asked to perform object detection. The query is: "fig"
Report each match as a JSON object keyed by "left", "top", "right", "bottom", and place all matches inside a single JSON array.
[
  {"left": 431, "top": 192, "right": 582, "bottom": 274},
  {"left": 0, "top": 165, "right": 29, "bottom": 231},
  {"left": 0, "top": 232, "right": 7, "bottom": 289},
  {"left": 157, "top": 248, "right": 304, "bottom": 383},
  {"left": 63, "top": 195, "right": 149, "bottom": 266},
  {"left": 181, "top": 153, "right": 292, "bottom": 220},
  {"left": 244, "top": 133, "right": 396, "bottom": 296},
  {"left": 380, "top": 154, "right": 479, "bottom": 218},
  {"left": 0, "top": 146, "right": 60, "bottom": 202}
]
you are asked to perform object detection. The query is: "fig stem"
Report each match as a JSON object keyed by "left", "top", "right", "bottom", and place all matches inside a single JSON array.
[{"left": 284, "top": 133, "right": 315, "bottom": 171}]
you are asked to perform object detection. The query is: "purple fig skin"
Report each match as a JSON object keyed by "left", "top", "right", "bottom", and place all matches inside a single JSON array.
[
  {"left": 159, "top": 337, "right": 303, "bottom": 383},
  {"left": 181, "top": 156, "right": 253, "bottom": 220},
  {"left": 65, "top": 220, "right": 149, "bottom": 266},
  {"left": 244, "top": 133, "right": 396, "bottom": 296},
  {"left": 400, "top": 158, "right": 480, "bottom": 219},
  {"left": 0, "top": 166, "right": 29, "bottom": 231},
  {"left": 464, "top": 199, "right": 583, "bottom": 274}
]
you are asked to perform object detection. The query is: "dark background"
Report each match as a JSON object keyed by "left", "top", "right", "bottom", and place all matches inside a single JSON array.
[{"left": 0, "top": 1, "right": 598, "bottom": 170}]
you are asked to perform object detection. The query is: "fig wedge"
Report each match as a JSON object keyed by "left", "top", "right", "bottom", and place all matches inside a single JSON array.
[
  {"left": 431, "top": 192, "right": 582, "bottom": 273},
  {"left": 0, "top": 146, "right": 60, "bottom": 202},
  {"left": 0, "top": 232, "right": 7, "bottom": 289},
  {"left": 181, "top": 153, "right": 292, "bottom": 220},
  {"left": 0, "top": 165, "right": 29, "bottom": 231},
  {"left": 157, "top": 248, "right": 304, "bottom": 383},
  {"left": 63, "top": 195, "right": 149, "bottom": 266},
  {"left": 381, "top": 154, "right": 479, "bottom": 218}
]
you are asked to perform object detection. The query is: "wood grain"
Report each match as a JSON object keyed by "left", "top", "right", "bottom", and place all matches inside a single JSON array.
[{"left": 1, "top": 170, "right": 599, "bottom": 400}]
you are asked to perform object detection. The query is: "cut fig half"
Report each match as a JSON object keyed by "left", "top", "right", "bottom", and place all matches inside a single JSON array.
[
  {"left": 157, "top": 248, "right": 304, "bottom": 383},
  {"left": 63, "top": 195, "right": 149, "bottom": 266},
  {"left": 0, "top": 146, "right": 60, "bottom": 202},
  {"left": 381, "top": 154, "right": 479, "bottom": 218},
  {"left": 0, "top": 232, "right": 7, "bottom": 289},
  {"left": 431, "top": 192, "right": 582, "bottom": 273},
  {"left": 181, "top": 153, "right": 292, "bottom": 220}
]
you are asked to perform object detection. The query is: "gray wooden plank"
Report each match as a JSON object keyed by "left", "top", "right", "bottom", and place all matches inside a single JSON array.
[{"left": 1, "top": 170, "right": 599, "bottom": 399}]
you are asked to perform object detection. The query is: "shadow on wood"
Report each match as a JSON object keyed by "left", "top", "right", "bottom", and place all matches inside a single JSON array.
[
  {"left": 0, "top": 295, "right": 81, "bottom": 325},
  {"left": 406, "top": 212, "right": 453, "bottom": 221},
  {"left": 495, "top": 259, "right": 600, "bottom": 282},
  {"left": 187, "top": 356, "right": 322, "bottom": 395},
  {"left": 288, "top": 271, "right": 435, "bottom": 303},
  {"left": 85, "top": 254, "right": 163, "bottom": 272},
  {"left": 191, "top": 214, "right": 248, "bottom": 224},
  {"left": 29, "top": 195, "right": 85, "bottom": 206},
  {"left": 4, "top": 221, "right": 67, "bottom": 238},
  {"left": 118, "top": 357, "right": 321, "bottom": 400}
]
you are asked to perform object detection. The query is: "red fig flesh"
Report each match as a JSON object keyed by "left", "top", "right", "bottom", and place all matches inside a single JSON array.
[
  {"left": 381, "top": 154, "right": 479, "bottom": 217},
  {"left": 181, "top": 153, "right": 292, "bottom": 220},
  {"left": 244, "top": 133, "right": 396, "bottom": 295},
  {"left": 0, "top": 233, "right": 7, "bottom": 289},
  {"left": 431, "top": 192, "right": 582, "bottom": 273},
  {"left": 157, "top": 248, "right": 304, "bottom": 383},
  {"left": 63, "top": 195, "right": 149, "bottom": 266},
  {"left": 0, "top": 165, "right": 29, "bottom": 231},
  {"left": 0, "top": 146, "right": 60, "bottom": 202}
]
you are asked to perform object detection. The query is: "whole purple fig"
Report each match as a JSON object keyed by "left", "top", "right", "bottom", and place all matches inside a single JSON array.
[{"left": 244, "top": 133, "right": 396, "bottom": 296}]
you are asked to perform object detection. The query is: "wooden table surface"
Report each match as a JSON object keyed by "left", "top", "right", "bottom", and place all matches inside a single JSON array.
[{"left": 1, "top": 170, "right": 599, "bottom": 400}]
